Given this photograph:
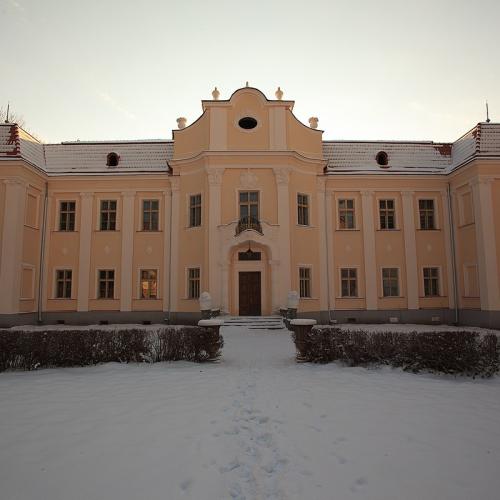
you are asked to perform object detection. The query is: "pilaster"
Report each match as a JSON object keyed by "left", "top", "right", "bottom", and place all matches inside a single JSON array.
[
  {"left": 402, "top": 191, "right": 419, "bottom": 309},
  {"left": 361, "top": 190, "right": 378, "bottom": 310},
  {"left": 169, "top": 177, "right": 181, "bottom": 312},
  {"left": 316, "top": 177, "right": 328, "bottom": 311},
  {"left": 325, "top": 190, "right": 335, "bottom": 310},
  {"left": 441, "top": 190, "right": 455, "bottom": 308},
  {"left": 0, "top": 179, "right": 27, "bottom": 313},
  {"left": 162, "top": 188, "right": 172, "bottom": 312},
  {"left": 120, "top": 191, "right": 135, "bottom": 311},
  {"left": 77, "top": 192, "right": 93, "bottom": 312}
]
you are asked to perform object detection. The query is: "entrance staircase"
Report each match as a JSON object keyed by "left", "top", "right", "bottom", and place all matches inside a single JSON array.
[{"left": 222, "top": 315, "right": 286, "bottom": 331}]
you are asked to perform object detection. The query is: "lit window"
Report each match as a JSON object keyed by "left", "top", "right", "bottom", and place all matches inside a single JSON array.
[
  {"left": 338, "top": 199, "right": 355, "bottom": 229},
  {"left": 56, "top": 270, "right": 72, "bottom": 299},
  {"left": 100, "top": 200, "right": 117, "bottom": 231},
  {"left": 379, "top": 199, "right": 396, "bottom": 229},
  {"left": 419, "top": 199, "right": 435, "bottom": 230},
  {"left": 297, "top": 193, "right": 310, "bottom": 226},
  {"left": 341, "top": 268, "right": 358, "bottom": 297},
  {"left": 299, "top": 267, "right": 311, "bottom": 298},
  {"left": 59, "top": 201, "right": 76, "bottom": 231},
  {"left": 142, "top": 200, "right": 159, "bottom": 231},
  {"left": 188, "top": 268, "right": 200, "bottom": 299},
  {"left": 98, "top": 270, "right": 115, "bottom": 299},
  {"left": 423, "top": 267, "right": 440, "bottom": 297},
  {"left": 189, "top": 194, "right": 202, "bottom": 227},
  {"left": 141, "top": 270, "right": 157, "bottom": 299},
  {"left": 382, "top": 268, "right": 399, "bottom": 297}
]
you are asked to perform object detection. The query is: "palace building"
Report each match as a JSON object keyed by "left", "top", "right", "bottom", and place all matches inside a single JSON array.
[{"left": 1, "top": 86, "right": 500, "bottom": 327}]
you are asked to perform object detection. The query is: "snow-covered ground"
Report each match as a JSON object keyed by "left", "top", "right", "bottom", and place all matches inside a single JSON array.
[{"left": 1, "top": 323, "right": 499, "bottom": 500}]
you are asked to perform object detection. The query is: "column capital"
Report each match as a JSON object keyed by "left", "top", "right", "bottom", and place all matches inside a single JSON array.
[
  {"left": 401, "top": 190, "right": 415, "bottom": 198},
  {"left": 274, "top": 167, "right": 292, "bottom": 185},
  {"left": 360, "top": 190, "right": 374, "bottom": 197},
  {"left": 121, "top": 190, "right": 136, "bottom": 198},
  {"left": 169, "top": 176, "right": 181, "bottom": 192},
  {"left": 79, "top": 192, "right": 94, "bottom": 199},
  {"left": 469, "top": 176, "right": 494, "bottom": 188},
  {"left": 3, "top": 178, "right": 27, "bottom": 188},
  {"left": 206, "top": 167, "right": 225, "bottom": 186},
  {"left": 316, "top": 176, "right": 326, "bottom": 192}
]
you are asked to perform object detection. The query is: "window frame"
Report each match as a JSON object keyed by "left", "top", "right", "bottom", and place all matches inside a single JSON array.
[
  {"left": 99, "top": 199, "right": 118, "bottom": 231},
  {"left": 58, "top": 200, "right": 77, "bottom": 232},
  {"left": 340, "top": 267, "right": 358, "bottom": 298},
  {"left": 418, "top": 198, "right": 437, "bottom": 230},
  {"left": 297, "top": 192, "right": 310, "bottom": 226},
  {"left": 422, "top": 266, "right": 440, "bottom": 297},
  {"left": 54, "top": 268, "right": 73, "bottom": 299},
  {"left": 141, "top": 198, "right": 160, "bottom": 231},
  {"left": 299, "top": 266, "right": 312, "bottom": 299},
  {"left": 97, "top": 269, "right": 116, "bottom": 299},
  {"left": 187, "top": 267, "right": 201, "bottom": 300},
  {"left": 238, "top": 190, "right": 260, "bottom": 221},
  {"left": 381, "top": 267, "right": 400, "bottom": 297},
  {"left": 337, "top": 198, "right": 356, "bottom": 230},
  {"left": 139, "top": 268, "right": 159, "bottom": 299},
  {"left": 188, "top": 193, "right": 202, "bottom": 228},
  {"left": 378, "top": 198, "right": 397, "bottom": 230}
]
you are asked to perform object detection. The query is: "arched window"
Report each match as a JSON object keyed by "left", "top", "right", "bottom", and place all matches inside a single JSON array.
[
  {"left": 376, "top": 151, "right": 389, "bottom": 167},
  {"left": 106, "top": 152, "right": 119, "bottom": 167}
]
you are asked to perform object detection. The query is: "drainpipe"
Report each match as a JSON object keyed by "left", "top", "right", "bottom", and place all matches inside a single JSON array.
[
  {"left": 37, "top": 181, "right": 48, "bottom": 324},
  {"left": 323, "top": 178, "right": 333, "bottom": 323},
  {"left": 167, "top": 185, "right": 173, "bottom": 323},
  {"left": 447, "top": 183, "right": 459, "bottom": 325}
]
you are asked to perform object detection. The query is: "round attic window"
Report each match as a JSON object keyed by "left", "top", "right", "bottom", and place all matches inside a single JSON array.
[
  {"left": 238, "top": 117, "right": 258, "bottom": 130},
  {"left": 376, "top": 151, "right": 389, "bottom": 167}
]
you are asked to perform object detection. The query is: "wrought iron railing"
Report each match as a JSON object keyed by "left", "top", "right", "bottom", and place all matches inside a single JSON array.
[{"left": 235, "top": 216, "right": 263, "bottom": 236}]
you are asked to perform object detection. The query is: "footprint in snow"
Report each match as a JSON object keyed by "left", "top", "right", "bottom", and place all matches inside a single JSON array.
[
  {"left": 179, "top": 478, "right": 193, "bottom": 492},
  {"left": 350, "top": 477, "right": 368, "bottom": 492}
]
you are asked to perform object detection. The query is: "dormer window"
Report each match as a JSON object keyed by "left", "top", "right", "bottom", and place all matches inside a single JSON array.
[
  {"left": 376, "top": 151, "right": 389, "bottom": 167},
  {"left": 106, "top": 152, "right": 119, "bottom": 167}
]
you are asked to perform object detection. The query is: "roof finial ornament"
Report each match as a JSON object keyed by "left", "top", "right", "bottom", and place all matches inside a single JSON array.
[
  {"left": 246, "top": 81, "right": 249, "bottom": 87},
  {"left": 176, "top": 117, "right": 187, "bottom": 129},
  {"left": 486, "top": 100, "right": 491, "bottom": 123},
  {"left": 275, "top": 87, "right": 283, "bottom": 100},
  {"left": 308, "top": 116, "right": 319, "bottom": 129},
  {"left": 212, "top": 87, "right": 220, "bottom": 100}
]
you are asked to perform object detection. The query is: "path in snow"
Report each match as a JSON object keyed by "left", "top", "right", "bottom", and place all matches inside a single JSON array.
[{"left": 1, "top": 323, "right": 500, "bottom": 500}]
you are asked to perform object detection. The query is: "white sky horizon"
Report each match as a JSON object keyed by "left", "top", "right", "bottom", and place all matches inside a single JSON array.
[{"left": 1, "top": 0, "right": 499, "bottom": 144}]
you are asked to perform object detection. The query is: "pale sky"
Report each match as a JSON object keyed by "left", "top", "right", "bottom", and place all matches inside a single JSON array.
[{"left": 1, "top": 0, "right": 499, "bottom": 144}]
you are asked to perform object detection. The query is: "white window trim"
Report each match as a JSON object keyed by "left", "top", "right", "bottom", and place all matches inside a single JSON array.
[
  {"left": 186, "top": 192, "right": 203, "bottom": 229},
  {"left": 380, "top": 266, "right": 403, "bottom": 298},
  {"left": 337, "top": 265, "right": 362, "bottom": 298},
  {"left": 421, "top": 265, "right": 443, "bottom": 298},
  {"left": 235, "top": 188, "right": 263, "bottom": 223},
  {"left": 138, "top": 196, "right": 162, "bottom": 232},
  {"left": 95, "top": 196, "right": 120, "bottom": 231},
  {"left": 95, "top": 267, "right": 117, "bottom": 300},
  {"left": 137, "top": 267, "right": 160, "bottom": 300},
  {"left": 185, "top": 265, "right": 202, "bottom": 300},
  {"left": 416, "top": 195, "right": 440, "bottom": 230},
  {"left": 376, "top": 195, "right": 399, "bottom": 231},
  {"left": 54, "top": 198, "right": 79, "bottom": 232},
  {"left": 298, "top": 264, "right": 314, "bottom": 299},
  {"left": 296, "top": 191, "right": 312, "bottom": 227},
  {"left": 53, "top": 267, "right": 74, "bottom": 300},
  {"left": 20, "top": 263, "right": 36, "bottom": 300},
  {"left": 335, "top": 195, "right": 357, "bottom": 230}
]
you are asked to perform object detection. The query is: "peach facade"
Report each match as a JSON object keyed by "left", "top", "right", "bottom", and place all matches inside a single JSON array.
[{"left": 1, "top": 87, "right": 500, "bottom": 327}]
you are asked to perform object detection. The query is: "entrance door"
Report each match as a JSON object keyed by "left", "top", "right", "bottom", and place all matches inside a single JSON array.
[{"left": 239, "top": 272, "right": 261, "bottom": 316}]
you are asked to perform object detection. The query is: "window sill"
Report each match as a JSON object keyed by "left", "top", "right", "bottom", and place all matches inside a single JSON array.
[
  {"left": 299, "top": 297, "right": 318, "bottom": 300},
  {"left": 185, "top": 225, "right": 202, "bottom": 230},
  {"left": 376, "top": 229, "right": 400, "bottom": 232},
  {"left": 296, "top": 224, "right": 315, "bottom": 229},
  {"left": 137, "top": 230, "right": 161, "bottom": 233},
  {"left": 336, "top": 228, "right": 359, "bottom": 232},
  {"left": 419, "top": 295, "right": 447, "bottom": 299},
  {"left": 49, "top": 298, "right": 75, "bottom": 301},
  {"left": 416, "top": 228, "right": 441, "bottom": 232},
  {"left": 53, "top": 230, "right": 78, "bottom": 233},
  {"left": 336, "top": 296, "right": 365, "bottom": 300},
  {"left": 96, "top": 229, "right": 121, "bottom": 233},
  {"left": 379, "top": 295, "right": 405, "bottom": 299},
  {"left": 137, "top": 297, "right": 160, "bottom": 301}
]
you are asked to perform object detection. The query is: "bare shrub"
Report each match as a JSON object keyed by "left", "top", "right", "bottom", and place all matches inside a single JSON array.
[{"left": 292, "top": 327, "right": 499, "bottom": 378}]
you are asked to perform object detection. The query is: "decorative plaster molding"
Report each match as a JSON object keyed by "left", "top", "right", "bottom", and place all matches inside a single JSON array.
[
  {"left": 169, "top": 177, "right": 181, "bottom": 191},
  {"left": 316, "top": 176, "right": 326, "bottom": 191},
  {"left": 79, "top": 192, "right": 94, "bottom": 199},
  {"left": 360, "top": 190, "right": 374, "bottom": 197},
  {"left": 401, "top": 190, "right": 415, "bottom": 198},
  {"left": 274, "top": 167, "right": 291, "bottom": 185},
  {"left": 3, "top": 178, "right": 26, "bottom": 187},
  {"left": 121, "top": 190, "right": 136, "bottom": 198},
  {"left": 206, "top": 168, "right": 225, "bottom": 186},
  {"left": 240, "top": 170, "right": 258, "bottom": 188}
]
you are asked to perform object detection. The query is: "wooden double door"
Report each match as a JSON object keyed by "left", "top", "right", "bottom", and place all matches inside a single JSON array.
[{"left": 239, "top": 271, "right": 261, "bottom": 316}]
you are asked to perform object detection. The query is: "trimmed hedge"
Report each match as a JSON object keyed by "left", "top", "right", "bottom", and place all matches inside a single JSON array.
[
  {"left": 0, "top": 326, "right": 223, "bottom": 371},
  {"left": 292, "top": 327, "right": 499, "bottom": 377}
]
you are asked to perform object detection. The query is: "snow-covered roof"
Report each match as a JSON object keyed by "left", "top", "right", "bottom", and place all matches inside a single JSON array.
[{"left": 0, "top": 122, "right": 499, "bottom": 175}]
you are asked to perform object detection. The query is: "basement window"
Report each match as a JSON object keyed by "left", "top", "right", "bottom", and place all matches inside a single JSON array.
[
  {"left": 376, "top": 151, "right": 389, "bottom": 167},
  {"left": 238, "top": 117, "right": 258, "bottom": 130},
  {"left": 106, "top": 152, "right": 120, "bottom": 167}
]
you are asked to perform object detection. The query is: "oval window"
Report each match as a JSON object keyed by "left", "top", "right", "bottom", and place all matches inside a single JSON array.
[
  {"left": 376, "top": 151, "right": 389, "bottom": 167},
  {"left": 238, "top": 117, "right": 258, "bottom": 130}
]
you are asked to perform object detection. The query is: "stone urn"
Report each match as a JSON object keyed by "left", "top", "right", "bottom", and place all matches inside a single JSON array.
[
  {"left": 212, "top": 87, "right": 220, "bottom": 100},
  {"left": 290, "top": 319, "right": 317, "bottom": 361},
  {"left": 199, "top": 291, "right": 212, "bottom": 319},
  {"left": 177, "top": 117, "right": 187, "bottom": 129},
  {"left": 275, "top": 86, "right": 284, "bottom": 100},
  {"left": 198, "top": 319, "right": 224, "bottom": 360}
]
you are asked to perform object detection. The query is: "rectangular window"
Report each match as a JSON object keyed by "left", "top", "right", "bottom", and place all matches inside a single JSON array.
[
  {"left": 338, "top": 199, "right": 355, "bottom": 229},
  {"left": 341, "top": 268, "right": 358, "bottom": 297},
  {"left": 59, "top": 201, "right": 76, "bottom": 231},
  {"left": 297, "top": 193, "right": 310, "bottom": 226},
  {"left": 100, "top": 200, "right": 117, "bottom": 231},
  {"left": 142, "top": 200, "right": 159, "bottom": 231},
  {"left": 98, "top": 270, "right": 115, "bottom": 299},
  {"left": 419, "top": 199, "right": 435, "bottom": 230},
  {"left": 188, "top": 268, "right": 200, "bottom": 299},
  {"left": 382, "top": 268, "right": 399, "bottom": 297},
  {"left": 299, "top": 267, "right": 311, "bottom": 298},
  {"left": 140, "top": 269, "right": 157, "bottom": 299},
  {"left": 189, "top": 194, "right": 202, "bottom": 227},
  {"left": 423, "top": 267, "right": 440, "bottom": 297},
  {"left": 379, "top": 199, "right": 396, "bottom": 229},
  {"left": 239, "top": 191, "right": 259, "bottom": 221},
  {"left": 56, "top": 269, "right": 72, "bottom": 299}
]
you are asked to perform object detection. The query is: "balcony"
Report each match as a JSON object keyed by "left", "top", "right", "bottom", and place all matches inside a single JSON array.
[{"left": 235, "top": 216, "right": 263, "bottom": 236}]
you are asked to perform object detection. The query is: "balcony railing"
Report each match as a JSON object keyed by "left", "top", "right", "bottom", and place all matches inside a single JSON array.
[{"left": 235, "top": 216, "right": 263, "bottom": 236}]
